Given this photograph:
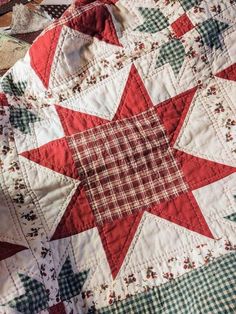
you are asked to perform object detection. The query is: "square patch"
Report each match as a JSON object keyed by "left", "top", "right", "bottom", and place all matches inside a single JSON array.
[{"left": 69, "top": 108, "right": 188, "bottom": 224}]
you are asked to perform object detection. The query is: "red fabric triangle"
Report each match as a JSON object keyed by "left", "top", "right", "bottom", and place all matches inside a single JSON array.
[
  {"left": 29, "top": 26, "right": 62, "bottom": 88},
  {"left": 156, "top": 87, "right": 198, "bottom": 145},
  {"left": 113, "top": 65, "right": 153, "bottom": 120},
  {"left": 215, "top": 63, "right": 236, "bottom": 81},
  {"left": 21, "top": 138, "right": 78, "bottom": 179},
  {"left": 171, "top": 13, "right": 194, "bottom": 38},
  {"left": 149, "top": 192, "right": 213, "bottom": 238},
  {"left": 0, "top": 93, "right": 8, "bottom": 106},
  {"left": 0, "top": 242, "right": 27, "bottom": 261},
  {"left": 66, "top": 5, "right": 121, "bottom": 46},
  {"left": 51, "top": 186, "right": 95, "bottom": 240},
  {"left": 48, "top": 302, "right": 66, "bottom": 314},
  {"left": 55, "top": 105, "right": 108, "bottom": 136},
  {"left": 98, "top": 211, "right": 143, "bottom": 279},
  {"left": 175, "top": 150, "right": 236, "bottom": 190}
]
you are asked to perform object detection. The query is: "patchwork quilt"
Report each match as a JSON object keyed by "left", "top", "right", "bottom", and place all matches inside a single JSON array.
[{"left": 0, "top": 0, "right": 236, "bottom": 313}]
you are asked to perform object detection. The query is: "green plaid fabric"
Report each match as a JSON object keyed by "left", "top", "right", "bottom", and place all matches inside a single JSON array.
[
  {"left": 99, "top": 253, "right": 236, "bottom": 314},
  {"left": 9, "top": 107, "right": 40, "bottom": 134},
  {"left": 156, "top": 39, "right": 185, "bottom": 76},
  {"left": 197, "top": 18, "right": 229, "bottom": 50},
  {"left": 134, "top": 7, "right": 169, "bottom": 33},
  {"left": 1, "top": 73, "right": 27, "bottom": 96},
  {"left": 179, "top": 0, "right": 201, "bottom": 11},
  {"left": 58, "top": 256, "right": 89, "bottom": 301},
  {"left": 5, "top": 274, "right": 49, "bottom": 314}
]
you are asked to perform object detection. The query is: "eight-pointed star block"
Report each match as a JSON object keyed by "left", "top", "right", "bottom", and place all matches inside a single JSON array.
[{"left": 68, "top": 107, "right": 188, "bottom": 224}]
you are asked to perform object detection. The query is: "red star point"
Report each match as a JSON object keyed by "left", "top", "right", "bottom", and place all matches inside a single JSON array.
[
  {"left": 0, "top": 242, "right": 27, "bottom": 261},
  {"left": 215, "top": 63, "right": 236, "bottom": 81}
]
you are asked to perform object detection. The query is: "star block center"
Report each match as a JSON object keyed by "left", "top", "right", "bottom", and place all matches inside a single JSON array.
[{"left": 68, "top": 107, "right": 188, "bottom": 224}]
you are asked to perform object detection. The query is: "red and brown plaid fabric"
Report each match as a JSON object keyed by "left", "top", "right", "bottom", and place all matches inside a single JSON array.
[{"left": 68, "top": 108, "right": 188, "bottom": 224}]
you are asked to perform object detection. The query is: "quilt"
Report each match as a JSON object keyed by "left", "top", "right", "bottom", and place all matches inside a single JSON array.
[{"left": 0, "top": 0, "right": 236, "bottom": 313}]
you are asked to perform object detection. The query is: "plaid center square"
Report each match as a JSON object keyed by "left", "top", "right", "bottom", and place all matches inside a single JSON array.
[{"left": 69, "top": 108, "right": 188, "bottom": 224}]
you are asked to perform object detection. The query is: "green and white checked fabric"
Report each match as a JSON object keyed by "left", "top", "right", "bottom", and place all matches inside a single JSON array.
[
  {"left": 1, "top": 73, "right": 27, "bottom": 97},
  {"left": 99, "top": 252, "right": 236, "bottom": 314},
  {"left": 225, "top": 196, "right": 236, "bottom": 222},
  {"left": 197, "top": 18, "right": 229, "bottom": 50},
  {"left": 225, "top": 213, "right": 236, "bottom": 222},
  {"left": 5, "top": 274, "right": 49, "bottom": 314},
  {"left": 134, "top": 7, "right": 169, "bottom": 34},
  {"left": 156, "top": 39, "right": 185, "bottom": 76},
  {"left": 58, "top": 256, "right": 89, "bottom": 301},
  {"left": 179, "top": 0, "right": 201, "bottom": 11},
  {"left": 9, "top": 107, "right": 39, "bottom": 134}
]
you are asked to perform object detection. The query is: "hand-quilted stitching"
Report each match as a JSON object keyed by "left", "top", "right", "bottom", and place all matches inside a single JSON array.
[
  {"left": 214, "top": 75, "right": 236, "bottom": 115},
  {"left": 30, "top": 25, "right": 62, "bottom": 88},
  {"left": 174, "top": 85, "right": 236, "bottom": 164},
  {"left": 120, "top": 212, "right": 208, "bottom": 276},
  {"left": 222, "top": 187, "right": 236, "bottom": 218},
  {"left": 69, "top": 238, "right": 103, "bottom": 271},
  {"left": 19, "top": 158, "right": 78, "bottom": 234},
  {"left": 0, "top": 180, "right": 24, "bottom": 242},
  {"left": 100, "top": 210, "right": 143, "bottom": 279},
  {"left": 199, "top": 89, "right": 235, "bottom": 163},
  {"left": 2, "top": 263, "right": 19, "bottom": 301},
  {"left": 156, "top": 87, "right": 198, "bottom": 145},
  {"left": 0, "top": 132, "right": 62, "bottom": 303},
  {"left": 59, "top": 64, "right": 132, "bottom": 120},
  {"left": 183, "top": 154, "right": 233, "bottom": 188}
]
